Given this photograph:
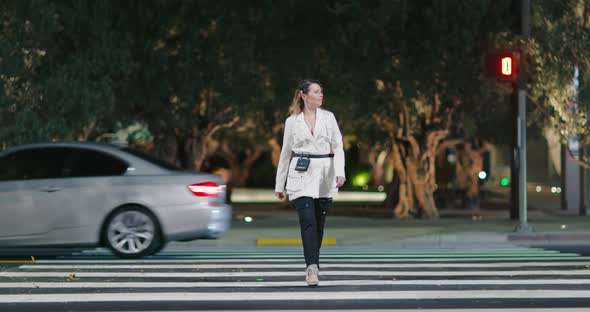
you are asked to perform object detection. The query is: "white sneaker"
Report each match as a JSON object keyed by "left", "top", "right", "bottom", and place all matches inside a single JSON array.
[{"left": 306, "top": 264, "right": 319, "bottom": 286}]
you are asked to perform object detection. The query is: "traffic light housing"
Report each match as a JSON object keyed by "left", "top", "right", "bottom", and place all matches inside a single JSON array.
[{"left": 486, "top": 50, "right": 520, "bottom": 82}]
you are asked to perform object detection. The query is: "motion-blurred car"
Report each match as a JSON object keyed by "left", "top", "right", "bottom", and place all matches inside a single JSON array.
[{"left": 0, "top": 142, "right": 231, "bottom": 258}]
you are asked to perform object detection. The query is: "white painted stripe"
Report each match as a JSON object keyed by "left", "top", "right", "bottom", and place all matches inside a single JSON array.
[
  {"left": 20, "top": 261, "right": 590, "bottom": 270},
  {"left": 79, "top": 250, "right": 564, "bottom": 255},
  {"left": 3, "top": 269, "right": 590, "bottom": 277},
  {"left": 135, "top": 249, "right": 557, "bottom": 253},
  {"left": 75, "top": 248, "right": 561, "bottom": 254},
  {"left": 167, "top": 247, "right": 549, "bottom": 251},
  {"left": 114, "top": 309, "right": 590, "bottom": 312},
  {"left": 74, "top": 247, "right": 557, "bottom": 255},
  {"left": 3, "top": 290, "right": 590, "bottom": 303},
  {"left": 35, "top": 256, "right": 590, "bottom": 264},
  {"left": 79, "top": 246, "right": 546, "bottom": 251},
  {"left": 60, "top": 254, "right": 580, "bottom": 259},
  {"left": 3, "top": 279, "right": 590, "bottom": 288}
]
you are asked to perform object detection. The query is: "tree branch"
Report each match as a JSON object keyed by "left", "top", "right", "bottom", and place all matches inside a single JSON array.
[
  {"left": 404, "top": 135, "right": 420, "bottom": 158},
  {"left": 437, "top": 138, "right": 463, "bottom": 154},
  {"left": 402, "top": 103, "right": 411, "bottom": 136},
  {"left": 221, "top": 141, "right": 238, "bottom": 163}
]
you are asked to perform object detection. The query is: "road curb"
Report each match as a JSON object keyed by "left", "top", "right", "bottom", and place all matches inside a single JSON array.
[
  {"left": 508, "top": 233, "right": 590, "bottom": 242},
  {"left": 256, "top": 238, "right": 337, "bottom": 246}
]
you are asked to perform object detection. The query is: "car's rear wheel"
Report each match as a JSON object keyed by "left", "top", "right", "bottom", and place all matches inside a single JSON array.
[{"left": 104, "top": 207, "right": 162, "bottom": 258}]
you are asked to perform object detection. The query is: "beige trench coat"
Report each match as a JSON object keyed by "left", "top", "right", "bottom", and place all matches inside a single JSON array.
[{"left": 274, "top": 108, "right": 345, "bottom": 200}]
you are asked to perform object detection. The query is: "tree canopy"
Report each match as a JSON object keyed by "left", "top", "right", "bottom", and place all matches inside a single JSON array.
[{"left": 1, "top": 0, "right": 588, "bottom": 216}]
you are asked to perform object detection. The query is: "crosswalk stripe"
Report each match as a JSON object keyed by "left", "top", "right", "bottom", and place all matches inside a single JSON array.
[
  {"left": 3, "top": 269, "right": 590, "bottom": 277},
  {"left": 34, "top": 256, "right": 590, "bottom": 263},
  {"left": 109, "top": 310, "right": 590, "bottom": 312},
  {"left": 19, "top": 261, "right": 590, "bottom": 269},
  {"left": 60, "top": 253, "right": 581, "bottom": 259},
  {"left": 2, "top": 290, "right": 590, "bottom": 303},
  {"left": 71, "top": 248, "right": 570, "bottom": 255},
  {"left": 2, "top": 279, "right": 590, "bottom": 288},
  {"left": 141, "top": 251, "right": 564, "bottom": 255},
  {"left": 75, "top": 250, "right": 567, "bottom": 255},
  {"left": 76, "top": 248, "right": 553, "bottom": 253},
  {"left": 107, "top": 310, "right": 590, "bottom": 312},
  {"left": 4, "top": 246, "right": 590, "bottom": 310}
]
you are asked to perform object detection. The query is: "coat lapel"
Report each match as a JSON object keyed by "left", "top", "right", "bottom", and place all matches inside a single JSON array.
[
  {"left": 296, "top": 109, "right": 329, "bottom": 148},
  {"left": 295, "top": 113, "right": 314, "bottom": 141},
  {"left": 313, "top": 109, "right": 329, "bottom": 140}
]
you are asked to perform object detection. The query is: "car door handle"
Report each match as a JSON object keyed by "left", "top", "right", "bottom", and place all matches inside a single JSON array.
[{"left": 40, "top": 186, "right": 61, "bottom": 193}]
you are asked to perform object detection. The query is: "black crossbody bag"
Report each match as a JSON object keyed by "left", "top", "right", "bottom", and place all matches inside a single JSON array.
[{"left": 294, "top": 155, "right": 310, "bottom": 172}]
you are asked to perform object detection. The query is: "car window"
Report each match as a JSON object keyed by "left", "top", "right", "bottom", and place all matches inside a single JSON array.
[
  {"left": 0, "top": 155, "right": 20, "bottom": 181},
  {"left": 0, "top": 148, "right": 67, "bottom": 180},
  {"left": 63, "top": 148, "right": 128, "bottom": 177},
  {"left": 121, "top": 147, "right": 182, "bottom": 171}
]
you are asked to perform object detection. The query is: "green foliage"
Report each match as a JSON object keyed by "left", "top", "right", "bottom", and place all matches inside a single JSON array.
[
  {"left": 528, "top": 0, "right": 590, "bottom": 150},
  {"left": 0, "top": 0, "right": 133, "bottom": 144},
  {"left": 2, "top": 0, "right": 588, "bottom": 175}
]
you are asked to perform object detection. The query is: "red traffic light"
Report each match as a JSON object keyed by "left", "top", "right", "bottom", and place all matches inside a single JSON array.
[
  {"left": 500, "top": 56, "right": 513, "bottom": 76},
  {"left": 486, "top": 50, "right": 520, "bottom": 82}
]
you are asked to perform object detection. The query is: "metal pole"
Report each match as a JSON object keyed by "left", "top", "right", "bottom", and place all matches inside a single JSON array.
[
  {"left": 584, "top": 145, "right": 590, "bottom": 215},
  {"left": 510, "top": 88, "right": 519, "bottom": 220},
  {"left": 515, "top": 0, "right": 533, "bottom": 232},
  {"left": 580, "top": 145, "right": 586, "bottom": 216},
  {"left": 515, "top": 89, "right": 531, "bottom": 231}
]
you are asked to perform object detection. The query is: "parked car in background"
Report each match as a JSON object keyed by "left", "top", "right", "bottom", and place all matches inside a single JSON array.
[{"left": 0, "top": 142, "right": 232, "bottom": 258}]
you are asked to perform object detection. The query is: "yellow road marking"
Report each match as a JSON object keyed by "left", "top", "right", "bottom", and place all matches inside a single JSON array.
[{"left": 0, "top": 256, "right": 36, "bottom": 264}]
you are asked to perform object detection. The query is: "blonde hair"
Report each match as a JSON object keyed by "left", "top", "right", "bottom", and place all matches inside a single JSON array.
[{"left": 288, "top": 79, "right": 321, "bottom": 115}]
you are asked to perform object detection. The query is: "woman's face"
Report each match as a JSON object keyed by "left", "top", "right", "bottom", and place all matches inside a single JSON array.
[{"left": 302, "top": 83, "right": 323, "bottom": 109}]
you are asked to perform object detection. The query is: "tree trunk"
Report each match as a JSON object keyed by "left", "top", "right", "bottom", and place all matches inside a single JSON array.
[
  {"left": 455, "top": 142, "right": 489, "bottom": 210},
  {"left": 390, "top": 143, "right": 415, "bottom": 218},
  {"left": 155, "top": 134, "right": 179, "bottom": 167},
  {"left": 77, "top": 119, "right": 97, "bottom": 141},
  {"left": 544, "top": 126, "right": 562, "bottom": 176},
  {"left": 221, "top": 141, "right": 264, "bottom": 187},
  {"left": 233, "top": 151, "right": 263, "bottom": 186},
  {"left": 412, "top": 170, "right": 439, "bottom": 218},
  {"left": 388, "top": 138, "right": 441, "bottom": 219},
  {"left": 268, "top": 137, "right": 281, "bottom": 168},
  {"left": 186, "top": 134, "right": 208, "bottom": 172},
  {"left": 369, "top": 147, "right": 388, "bottom": 186}
]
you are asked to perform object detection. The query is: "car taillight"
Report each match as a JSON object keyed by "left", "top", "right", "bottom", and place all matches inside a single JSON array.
[{"left": 188, "top": 182, "right": 222, "bottom": 197}]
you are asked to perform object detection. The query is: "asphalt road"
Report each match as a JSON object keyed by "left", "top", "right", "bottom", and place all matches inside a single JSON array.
[{"left": 2, "top": 245, "right": 590, "bottom": 311}]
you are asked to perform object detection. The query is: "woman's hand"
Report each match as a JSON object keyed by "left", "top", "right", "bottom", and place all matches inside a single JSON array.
[
  {"left": 336, "top": 176, "right": 346, "bottom": 188},
  {"left": 276, "top": 192, "right": 285, "bottom": 200}
]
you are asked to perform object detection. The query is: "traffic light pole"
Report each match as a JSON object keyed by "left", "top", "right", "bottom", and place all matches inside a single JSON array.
[
  {"left": 515, "top": 86, "right": 531, "bottom": 231},
  {"left": 515, "top": 0, "right": 532, "bottom": 232},
  {"left": 510, "top": 88, "right": 519, "bottom": 220}
]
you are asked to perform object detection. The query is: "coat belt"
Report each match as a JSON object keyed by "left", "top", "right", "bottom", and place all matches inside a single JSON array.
[{"left": 292, "top": 153, "right": 334, "bottom": 158}]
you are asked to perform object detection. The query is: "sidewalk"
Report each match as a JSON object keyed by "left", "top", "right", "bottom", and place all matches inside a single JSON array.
[{"left": 173, "top": 198, "right": 590, "bottom": 250}]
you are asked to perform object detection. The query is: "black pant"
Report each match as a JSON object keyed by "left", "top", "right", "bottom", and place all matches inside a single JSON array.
[{"left": 291, "top": 197, "right": 332, "bottom": 268}]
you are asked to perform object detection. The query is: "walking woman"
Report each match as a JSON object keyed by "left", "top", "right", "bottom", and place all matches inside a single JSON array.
[{"left": 275, "top": 79, "right": 346, "bottom": 286}]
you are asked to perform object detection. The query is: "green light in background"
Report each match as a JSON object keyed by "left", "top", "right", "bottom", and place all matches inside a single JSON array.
[
  {"left": 244, "top": 216, "right": 253, "bottom": 223},
  {"left": 352, "top": 172, "right": 370, "bottom": 187},
  {"left": 478, "top": 171, "right": 487, "bottom": 180},
  {"left": 500, "top": 177, "right": 509, "bottom": 187}
]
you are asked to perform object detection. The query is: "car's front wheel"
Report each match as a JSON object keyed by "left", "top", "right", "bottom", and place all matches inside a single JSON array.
[{"left": 104, "top": 207, "right": 162, "bottom": 258}]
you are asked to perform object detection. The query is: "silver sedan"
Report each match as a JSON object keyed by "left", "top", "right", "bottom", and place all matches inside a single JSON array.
[{"left": 0, "top": 142, "right": 232, "bottom": 258}]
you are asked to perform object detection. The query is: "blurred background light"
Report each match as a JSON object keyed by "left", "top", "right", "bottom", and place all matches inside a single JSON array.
[{"left": 352, "top": 172, "right": 370, "bottom": 187}]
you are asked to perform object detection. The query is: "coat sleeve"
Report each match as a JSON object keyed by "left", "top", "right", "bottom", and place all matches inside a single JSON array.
[
  {"left": 274, "top": 117, "right": 294, "bottom": 193},
  {"left": 330, "top": 113, "right": 346, "bottom": 178}
]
